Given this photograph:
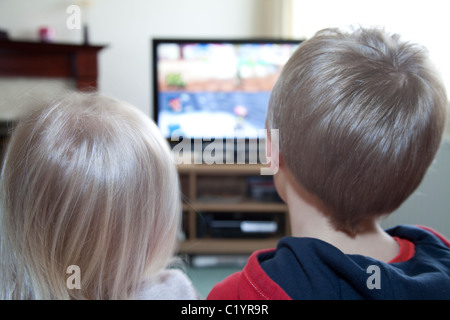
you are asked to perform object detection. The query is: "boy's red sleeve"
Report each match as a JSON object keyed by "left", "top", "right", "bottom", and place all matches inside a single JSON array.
[{"left": 207, "top": 249, "right": 291, "bottom": 300}]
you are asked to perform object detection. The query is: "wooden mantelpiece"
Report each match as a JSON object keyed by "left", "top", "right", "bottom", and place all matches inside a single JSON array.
[{"left": 0, "top": 40, "right": 105, "bottom": 90}]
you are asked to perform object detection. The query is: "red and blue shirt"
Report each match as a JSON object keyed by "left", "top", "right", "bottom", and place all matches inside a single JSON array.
[{"left": 207, "top": 225, "right": 450, "bottom": 300}]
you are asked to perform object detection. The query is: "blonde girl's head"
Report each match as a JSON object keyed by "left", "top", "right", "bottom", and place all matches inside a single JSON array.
[{"left": 0, "top": 92, "right": 181, "bottom": 299}]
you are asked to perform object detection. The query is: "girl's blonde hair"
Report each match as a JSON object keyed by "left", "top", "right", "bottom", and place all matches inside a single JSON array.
[{"left": 0, "top": 92, "right": 181, "bottom": 299}]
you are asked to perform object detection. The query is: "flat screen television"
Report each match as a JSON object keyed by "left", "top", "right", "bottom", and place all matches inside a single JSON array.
[{"left": 152, "top": 39, "right": 302, "bottom": 142}]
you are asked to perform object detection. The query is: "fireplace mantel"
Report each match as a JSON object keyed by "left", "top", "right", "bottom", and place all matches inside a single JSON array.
[{"left": 0, "top": 40, "right": 105, "bottom": 90}]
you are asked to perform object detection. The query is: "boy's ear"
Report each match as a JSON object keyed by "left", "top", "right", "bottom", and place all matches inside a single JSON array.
[
  {"left": 265, "top": 131, "right": 271, "bottom": 158},
  {"left": 262, "top": 129, "right": 282, "bottom": 175},
  {"left": 265, "top": 132, "right": 283, "bottom": 165}
]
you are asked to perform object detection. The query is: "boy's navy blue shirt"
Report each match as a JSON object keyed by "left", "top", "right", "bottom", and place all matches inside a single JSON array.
[
  {"left": 207, "top": 225, "right": 450, "bottom": 299},
  {"left": 259, "top": 225, "right": 450, "bottom": 299}
]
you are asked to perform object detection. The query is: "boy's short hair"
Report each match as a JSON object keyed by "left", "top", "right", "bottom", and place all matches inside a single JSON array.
[{"left": 266, "top": 27, "right": 447, "bottom": 235}]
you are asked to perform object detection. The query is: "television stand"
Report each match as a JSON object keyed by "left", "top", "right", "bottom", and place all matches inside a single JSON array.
[{"left": 177, "top": 163, "right": 289, "bottom": 255}]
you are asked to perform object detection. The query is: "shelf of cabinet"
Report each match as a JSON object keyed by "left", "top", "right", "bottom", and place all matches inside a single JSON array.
[
  {"left": 184, "top": 201, "right": 287, "bottom": 213},
  {"left": 179, "top": 238, "right": 280, "bottom": 255},
  {"left": 177, "top": 163, "right": 265, "bottom": 174}
]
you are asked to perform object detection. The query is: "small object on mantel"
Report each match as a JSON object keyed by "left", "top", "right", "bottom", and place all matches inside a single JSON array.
[
  {"left": 38, "top": 27, "right": 56, "bottom": 43},
  {"left": 0, "top": 29, "right": 9, "bottom": 40}
]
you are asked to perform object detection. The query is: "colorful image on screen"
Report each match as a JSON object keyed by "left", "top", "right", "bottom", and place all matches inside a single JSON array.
[{"left": 154, "top": 40, "right": 301, "bottom": 139}]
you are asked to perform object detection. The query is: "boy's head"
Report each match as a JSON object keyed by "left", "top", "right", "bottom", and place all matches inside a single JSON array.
[{"left": 266, "top": 27, "right": 447, "bottom": 235}]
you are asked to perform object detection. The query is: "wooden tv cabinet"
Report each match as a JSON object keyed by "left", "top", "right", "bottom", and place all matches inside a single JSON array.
[{"left": 177, "top": 163, "right": 289, "bottom": 255}]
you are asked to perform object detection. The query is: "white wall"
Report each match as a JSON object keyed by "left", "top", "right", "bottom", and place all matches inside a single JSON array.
[
  {"left": 0, "top": 0, "right": 266, "bottom": 116},
  {"left": 290, "top": 0, "right": 450, "bottom": 97},
  {"left": 289, "top": 0, "right": 450, "bottom": 138}
]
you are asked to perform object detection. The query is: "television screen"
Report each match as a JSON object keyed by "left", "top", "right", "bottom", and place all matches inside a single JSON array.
[{"left": 152, "top": 39, "right": 302, "bottom": 140}]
